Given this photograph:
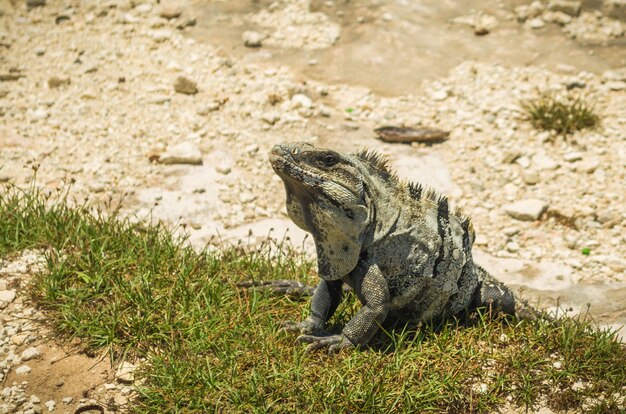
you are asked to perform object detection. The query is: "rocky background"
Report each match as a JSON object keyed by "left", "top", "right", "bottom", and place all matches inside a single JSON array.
[{"left": 0, "top": 0, "right": 625, "bottom": 412}]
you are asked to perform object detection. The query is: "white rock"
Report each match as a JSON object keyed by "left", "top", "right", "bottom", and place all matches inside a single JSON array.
[
  {"left": 15, "top": 365, "right": 31, "bottom": 375},
  {"left": 605, "top": 81, "right": 626, "bottom": 91},
  {"left": 504, "top": 199, "right": 548, "bottom": 221},
  {"left": 571, "top": 381, "right": 586, "bottom": 391},
  {"left": 21, "top": 347, "right": 40, "bottom": 361},
  {"left": 552, "top": 361, "right": 563, "bottom": 369},
  {"left": 61, "top": 397, "right": 73, "bottom": 404},
  {"left": 532, "top": 153, "right": 559, "bottom": 170},
  {"left": 115, "top": 362, "right": 136, "bottom": 383},
  {"left": 291, "top": 94, "right": 312, "bottom": 108},
  {"left": 44, "top": 400, "right": 55, "bottom": 412},
  {"left": 0, "top": 290, "right": 16, "bottom": 309},
  {"left": 547, "top": 0, "right": 581, "bottom": 16},
  {"left": 431, "top": 90, "right": 448, "bottom": 101},
  {"left": 242, "top": 31, "right": 264, "bottom": 47},
  {"left": 522, "top": 170, "right": 540, "bottom": 185},
  {"left": 526, "top": 17, "right": 546, "bottom": 29},
  {"left": 563, "top": 152, "right": 583, "bottom": 162},
  {"left": 506, "top": 241, "right": 520, "bottom": 253},
  {"left": 158, "top": 143, "right": 203, "bottom": 165}
]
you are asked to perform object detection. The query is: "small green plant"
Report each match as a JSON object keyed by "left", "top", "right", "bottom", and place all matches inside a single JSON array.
[
  {"left": 582, "top": 247, "right": 591, "bottom": 256},
  {"left": 345, "top": 107, "right": 354, "bottom": 113},
  {"left": 522, "top": 94, "right": 599, "bottom": 135}
]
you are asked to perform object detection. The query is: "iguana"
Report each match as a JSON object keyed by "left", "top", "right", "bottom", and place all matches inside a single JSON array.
[{"left": 244, "top": 142, "right": 536, "bottom": 353}]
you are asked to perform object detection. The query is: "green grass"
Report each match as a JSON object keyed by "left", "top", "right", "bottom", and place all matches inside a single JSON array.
[
  {"left": 1, "top": 184, "right": 625, "bottom": 413},
  {"left": 522, "top": 94, "right": 599, "bottom": 135}
]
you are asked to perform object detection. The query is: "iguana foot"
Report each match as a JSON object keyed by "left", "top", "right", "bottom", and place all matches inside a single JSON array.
[
  {"left": 236, "top": 280, "right": 315, "bottom": 298},
  {"left": 296, "top": 333, "right": 354, "bottom": 354}
]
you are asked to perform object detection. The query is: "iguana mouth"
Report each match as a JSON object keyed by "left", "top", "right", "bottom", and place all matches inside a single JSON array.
[{"left": 270, "top": 145, "right": 324, "bottom": 186}]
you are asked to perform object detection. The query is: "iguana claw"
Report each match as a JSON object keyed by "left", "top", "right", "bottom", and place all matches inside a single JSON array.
[{"left": 296, "top": 333, "right": 353, "bottom": 354}]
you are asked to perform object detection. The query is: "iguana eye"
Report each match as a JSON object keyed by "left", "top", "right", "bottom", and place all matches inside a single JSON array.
[
  {"left": 321, "top": 154, "right": 339, "bottom": 167},
  {"left": 291, "top": 147, "right": 301, "bottom": 155}
]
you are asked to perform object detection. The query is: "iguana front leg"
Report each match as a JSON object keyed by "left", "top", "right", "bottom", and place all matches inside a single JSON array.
[
  {"left": 298, "top": 264, "right": 390, "bottom": 353},
  {"left": 283, "top": 279, "right": 343, "bottom": 335}
]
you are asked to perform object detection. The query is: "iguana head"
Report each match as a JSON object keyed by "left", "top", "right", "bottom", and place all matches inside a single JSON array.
[{"left": 270, "top": 142, "right": 370, "bottom": 280}]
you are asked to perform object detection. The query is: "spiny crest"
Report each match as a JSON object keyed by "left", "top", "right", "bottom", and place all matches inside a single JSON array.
[
  {"left": 408, "top": 181, "right": 472, "bottom": 231},
  {"left": 353, "top": 149, "right": 395, "bottom": 179}
]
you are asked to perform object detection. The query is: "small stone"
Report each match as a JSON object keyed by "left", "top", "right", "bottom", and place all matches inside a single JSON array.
[
  {"left": 15, "top": 365, "right": 31, "bottom": 375},
  {"left": 150, "top": 30, "right": 171, "bottom": 42},
  {"left": 114, "top": 395, "right": 128, "bottom": 406},
  {"left": 502, "top": 151, "right": 522, "bottom": 164},
  {"left": 158, "top": 143, "right": 203, "bottom": 165},
  {"left": 115, "top": 362, "right": 136, "bottom": 384},
  {"left": 260, "top": 112, "right": 280, "bottom": 125},
  {"left": 34, "top": 46, "right": 46, "bottom": 56},
  {"left": 26, "top": 0, "right": 45, "bottom": 9},
  {"left": 103, "top": 383, "right": 116, "bottom": 391},
  {"left": 431, "top": 90, "right": 448, "bottom": 101},
  {"left": 30, "top": 108, "right": 49, "bottom": 121},
  {"left": 553, "top": 361, "right": 563, "bottom": 369},
  {"left": 21, "top": 347, "right": 40, "bottom": 361},
  {"left": 532, "top": 153, "right": 559, "bottom": 170},
  {"left": 134, "top": 3, "right": 152, "bottom": 14},
  {"left": 215, "top": 162, "right": 231, "bottom": 175},
  {"left": 242, "top": 31, "right": 264, "bottom": 48},
  {"left": 506, "top": 241, "right": 520, "bottom": 253},
  {"left": 547, "top": 0, "right": 582, "bottom": 16},
  {"left": 159, "top": 5, "right": 182, "bottom": 19},
  {"left": 522, "top": 170, "right": 540, "bottom": 185},
  {"left": 30, "top": 395, "right": 40, "bottom": 404},
  {"left": 291, "top": 94, "right": 312, "bottom": 108},
  {"left": 576, "top": 159, "right": 599, "bottom": 174},
  {"left": 12, "top": 334, "right": 27, "bottom": 346},
  {"left": 526, "top": 17, "right": 546, "bottom": 29},
  {"left": 504, "top": 199, "right": 548, "bottom": 221},
  {"left": 173, "top": 76, "right": 198, "bottom": 95},
  {"left": 61, "top": 397, "right": 73, "bottom": 404},
  {"left": 196, "top": 102, "right": 220, "bottom": 115},
  {"left": 44, "top": 400, "right": 55, "bottom": 412},
  {"left": 605, "top": 81, "right": 626, "bottom": 91},
  {"left": 382, "top": 12, "right": 394, "bottom": 21},
  {"left": 571, "top": 381, "right": 586, "bottom": 391},
  {"left": 245, "top": 144, "right": 259, "bottom": 154},
  {"left": 543, "top": 10, "right": 572, "bottom": 25},
  {"left": 563, "top": 152, "right": 583, "bottom": 162},
  {"left": 47, "top": 76, "right": 70, "bottom": 88},
  {"left": 605, "top": 255, "right": 626, "bottom": 272},
  {"left": 503, "top": 227, "right": 519, "bottom": 236},
  {"left": 0, "top": 290, "right": 16, "bottom": 308}
]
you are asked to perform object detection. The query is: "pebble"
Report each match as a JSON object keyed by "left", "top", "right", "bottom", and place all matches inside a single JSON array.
[
  {"left": 242, "top": 31, "right": 264, "bottom": 48},
  {"left": 532, "top": 153, "right": 559, "bottom": 170},
  {"left": 158, "top": 142, "right": 203, "bottom": 165},
  {"left": 526, "top": 17, "right": 546, "bottom": 29},
  {"left": 26, "top": 0, "right": 45, "bottom": 9},
  {"left": 522, "top": 169, "right": 540, "bottom": 185},
  {"left": 173, "top": 76, "right": 198, "bottom": 95},
  {"left": 196, "top": 102, "right": 220, "bottom": 115},
  {"left": 563, "top": 152, "right": 583, "bottom": 162},
  {"left": 21, "top": 347, "right": 40, "bottom": 361},
  {"left": 291, "top": 94, "right": 313, "bottom": 108},
  {"left": 159, "top": 5, "right": 182, "bottom": 20},
  {"left": 47, "top": 76, "right": 70, "bottom": 88},
  {"left": 44, "top": 400, "right": 55, "bottom": 412},
  {"left": 61, "top": 397, "right": 73, "bottom": 404},
  {"left": 552, "top": 361, "right": 563, "bottom": 369},
  {"left": 215, "top": 161, "right": 232, "bottom": 175},
  {"left": 261, "top": 112, "right": 281, "bottom": 125},
  {"left": 0, "top": 290, "right": 16, "bottom": 308},
  {"left": 506, "top": 241, "right": 520, "bottom": 253},
  {"left": 576, "top": 159, "right": 599, "bottom": 173},
  {"left": 547, "top": 0, "right": 581, "bottom": 16},
  {"left": 504, "top": 199, "right": 548, "bottom": 221},
  {"left": 431, "top": 90, "right": 448, "bottom": 101},
  {"left": 15, "top": 365, "right": 32, "bottom": 375},
  {"left": 605, "top": 81, "right": 626, "bottom": 91},
  {"left": 502, "top": 151, "right": 522, "bottom": 164},
  {"left": 115, "top": 361, "right": 137, "bottom": 383}
]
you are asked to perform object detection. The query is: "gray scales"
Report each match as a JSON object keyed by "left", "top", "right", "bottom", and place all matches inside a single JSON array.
[{"left": 242, "top": 142, "right": 538, "bottom": 353}]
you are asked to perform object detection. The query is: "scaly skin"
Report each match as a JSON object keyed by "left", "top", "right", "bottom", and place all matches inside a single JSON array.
[{"left": 265, "top": 142, "right": 517, "bottom": 353}]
